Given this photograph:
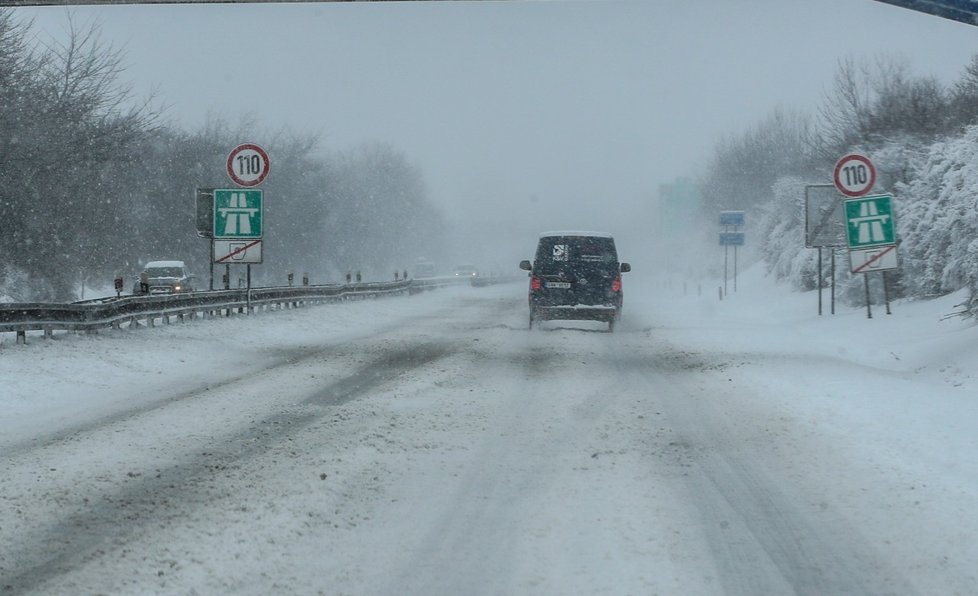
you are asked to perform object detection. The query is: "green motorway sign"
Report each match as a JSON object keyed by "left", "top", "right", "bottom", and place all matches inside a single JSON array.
[
  {"left": 844, "top": 194, "right": 894, "bottom": 249},
  {"left": 213, "top": 189, "right": 263, "bottom": 239}
]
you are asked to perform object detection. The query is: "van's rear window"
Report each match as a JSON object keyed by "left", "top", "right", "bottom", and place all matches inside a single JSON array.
[{"left": 534, "top": 236, "right": 617, "bottom": 270}]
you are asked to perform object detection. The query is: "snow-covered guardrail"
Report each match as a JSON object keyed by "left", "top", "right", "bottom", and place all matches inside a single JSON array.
[{"left": 0, "top": 276, "right": 465, "bottom": 344}]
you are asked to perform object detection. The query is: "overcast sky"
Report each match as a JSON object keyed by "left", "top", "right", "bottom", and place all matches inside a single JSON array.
[{"left": 13, "top": 0, "right": 978, "bottom": 265}]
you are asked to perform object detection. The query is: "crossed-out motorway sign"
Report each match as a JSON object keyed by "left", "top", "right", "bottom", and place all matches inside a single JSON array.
[
  {"left": 850, "top": 244, "right": 897, "bottom": 274},
  {"left": 213, "top": 189, "right": 262, "bottom": 239},
  {"left": 214, "top": 239, "right": 263, "bottom": 264}
]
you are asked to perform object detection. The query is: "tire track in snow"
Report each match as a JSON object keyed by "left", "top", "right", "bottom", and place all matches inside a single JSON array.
[
  {"left": 1, "top": 310, "right": 452, "bottom": 459},
  {"left": 0, "top": 340, "right": 456, "bottom": 595},
  {"left": 617, "top": 340, "right": 919, "bottom": 596}
]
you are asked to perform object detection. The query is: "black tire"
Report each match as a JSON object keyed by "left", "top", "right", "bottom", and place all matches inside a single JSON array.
[
  {"left": 529, "top": 310, "right": 535, "bottom": 329},
  {"left": 608, "top": 318, "right": 616, "bottom": 332}
]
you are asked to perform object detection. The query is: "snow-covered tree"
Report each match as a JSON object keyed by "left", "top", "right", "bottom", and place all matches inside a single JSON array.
[
  {"left": 756, "top": 176, "right": 818, "bottom": 289},
  {"left": 895, "top": 125, "right": 978, "bottom": 310}
]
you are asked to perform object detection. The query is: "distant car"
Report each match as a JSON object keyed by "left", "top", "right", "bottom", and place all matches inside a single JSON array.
[
  {"left": 453, "top": 264, "right": 478, "bottom": 277},
  {"left": 133, "top": 260, "right": 195, "bottom": 295},
  {"left": 519, "top": 231, "right": 630, "bottom": 331}
]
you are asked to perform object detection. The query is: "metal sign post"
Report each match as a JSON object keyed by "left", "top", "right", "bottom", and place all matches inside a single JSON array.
[
  {"left": 805, "top": 184, "right": 846, "bottom": 315},
  {"left": 212, "top": 188, "right": 264, "bottom": 305},
  {"left": 719, "top": 211, "right": 745, "bottom": 297},
  {"left": 195, "top": 188, "right": 215, "bottom": 290},
  {"left": 199, "top": 144, "right": 270, "bottom": 303},
  {"left": 831, "top": 248, "right": 837, "bottom": 315},
  {"left": 817, "top": 247, "right": 823, "bottom": 316},
  {"left": 864, "top": 273, "right": 873, "bottom": 319},
  {"left": 719, "top": 232, "right": 745, "bottom": 293},
  {"left": 844, "top": 193, "right": 898, "bottom": 318}
]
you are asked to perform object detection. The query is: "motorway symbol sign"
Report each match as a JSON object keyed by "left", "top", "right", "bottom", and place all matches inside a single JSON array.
[
  {"left": 213, "top": 189, "right": 263, "bottom": 239},
  {"left": 214, "top": 239, "right": 263, "bottom": 264},
  {"left": 850, "top": 244, "right": 897, "bottom": 273},
  {"left": 834, "top": 153, "right": 877, "bottom": 197},
  {"left": 844, "top": 194, "right": 894, "bottom": 249},
  {"left": 227, "top": 143, "right": 270, "bottom": 187}
]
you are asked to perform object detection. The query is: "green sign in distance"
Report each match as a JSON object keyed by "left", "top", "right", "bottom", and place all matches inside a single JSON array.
[
  {"left": 213, "top": 189, "right": 263, "bottom": 239},
  {"left": 844, "top": 194, "right": 894, "bottom": 249}
]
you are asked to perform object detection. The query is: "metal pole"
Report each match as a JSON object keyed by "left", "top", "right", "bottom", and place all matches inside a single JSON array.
[
  {"left": 734, "top": 244, "right": 738, "bottom": 293},
  {"left": 724, "top": 243, "right": 729, "bottom": 297},
  {"left": 209, "top": 241, "right": 214, "bottom": 291},
  {"left": 246, "top": 264, "right": 252, "bottom": 314},
  {"left": 883, "top": 271, "right": 892, "bottom": 315},
  {"left": 864, "top": 273, "right": 872, "bottom": 319},
  {"left": 817, "top": 247, "right": 823, "bottom": 316},
  {"left": 831, "top": 248, "right": 836, "bottom": 315}
]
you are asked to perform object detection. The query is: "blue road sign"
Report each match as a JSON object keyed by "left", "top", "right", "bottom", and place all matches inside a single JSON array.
[
  {"left": 720, "top": 232, "right": 745, "bottom": 246},
  {"left": 720, "top": 211, "right": 745, "bottom": 226}
]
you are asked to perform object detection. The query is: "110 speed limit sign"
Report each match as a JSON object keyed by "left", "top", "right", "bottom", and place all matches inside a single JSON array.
[
  {"left": 227, "top": 143, "right": 270, "bottom": 187},
  {"left": 833, "top": 153, "right": 876, "bottom": 198}
]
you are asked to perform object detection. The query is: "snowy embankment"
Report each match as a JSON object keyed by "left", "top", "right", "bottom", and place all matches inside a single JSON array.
[
  {"left": 647, "top": 265, "right": 978, "bottom": 460},
  {"left": 644, "top": 265, "right": 978, "bottom": 593}
]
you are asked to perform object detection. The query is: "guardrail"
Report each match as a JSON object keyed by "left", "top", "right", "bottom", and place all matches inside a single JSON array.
[{"left": 0, "top": 276, "right": 465, "bottom": 345}]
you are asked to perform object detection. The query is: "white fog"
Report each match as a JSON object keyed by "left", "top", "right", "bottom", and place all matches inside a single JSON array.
[{"left": 17, "top": 0, "right": 978, "bottom": 269}]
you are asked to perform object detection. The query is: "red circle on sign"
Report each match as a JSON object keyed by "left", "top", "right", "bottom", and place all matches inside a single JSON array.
[
  {"left": 833, "top": 153, "right": 876, "bottom": 198},
  {"left": 227, "top": 143, "right": 270, "bottom": 187}
]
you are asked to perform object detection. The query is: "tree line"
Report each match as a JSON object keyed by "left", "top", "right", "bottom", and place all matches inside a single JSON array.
[
  {"left": 697, "top": 52, "right": 978, "bottom": 314},
  {"left": 0, "top": 12, "right": 447, "bottom": 301}
]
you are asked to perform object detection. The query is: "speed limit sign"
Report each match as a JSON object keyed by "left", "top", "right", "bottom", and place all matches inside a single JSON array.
[
  {"left": 833, "top": 153, "right": 876, "bottom": 198},
  {"left": 227, "top": 143, "right": 270, "bottom": 187}
]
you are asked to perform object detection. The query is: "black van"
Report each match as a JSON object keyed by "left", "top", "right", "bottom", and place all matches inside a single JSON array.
[{"left": 519, "top": 231, "right": 631, "bottom": 331}]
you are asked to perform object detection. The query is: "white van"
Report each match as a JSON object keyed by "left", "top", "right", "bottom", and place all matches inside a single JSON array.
[{"left": 133, "top": 260, "right": 195, "bottom": 295}]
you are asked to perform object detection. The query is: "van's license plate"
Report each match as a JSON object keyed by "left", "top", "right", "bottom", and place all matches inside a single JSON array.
[{"left": 545, "top": 281, "right": 571, "bottom": 289}]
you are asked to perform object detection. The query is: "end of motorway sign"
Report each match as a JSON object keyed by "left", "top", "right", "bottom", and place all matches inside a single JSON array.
[
  {"left": 214, "top": 239, "right": 263, "bottom": 264},
  {"left": 850, "top": 244, "right": 897, "bottom": 273}
]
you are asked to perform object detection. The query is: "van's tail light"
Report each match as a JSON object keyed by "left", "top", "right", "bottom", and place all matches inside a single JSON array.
[
  {"left": 530, "top": 276, "right": 542, "bottom": 291},
  {"left": 611, "top": 277, "right": 622, "bottom": 292}
]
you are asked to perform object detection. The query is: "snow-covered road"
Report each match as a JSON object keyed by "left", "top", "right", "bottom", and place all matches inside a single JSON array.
[{"left": 2, "top": 271, "right": 978, "bottom": 595}]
